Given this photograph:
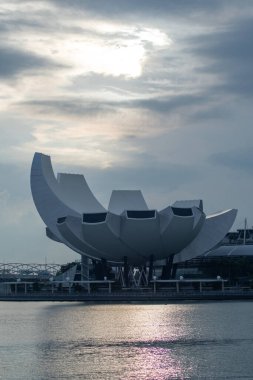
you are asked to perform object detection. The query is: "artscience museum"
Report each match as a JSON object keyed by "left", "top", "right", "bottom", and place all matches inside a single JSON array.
[{"left": 31, "top": 152, "right": 237, "bottom": 277}]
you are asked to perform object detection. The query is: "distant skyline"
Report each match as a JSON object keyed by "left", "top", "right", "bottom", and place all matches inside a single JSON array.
[{"left": 1, "top": 0, "right": 253, "bottom": 263}]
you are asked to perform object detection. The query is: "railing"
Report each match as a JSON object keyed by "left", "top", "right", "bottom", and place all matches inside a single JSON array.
[{"left": 1, "top": 288, "right": 253, "bottom": 300}]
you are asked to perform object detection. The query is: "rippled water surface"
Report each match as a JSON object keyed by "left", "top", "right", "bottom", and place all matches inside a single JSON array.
[{"left": 1, "top": 301, "right": 253, "bottom": 379}]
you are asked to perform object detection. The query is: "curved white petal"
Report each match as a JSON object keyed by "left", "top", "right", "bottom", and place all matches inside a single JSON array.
[
  {"left": 46, "top": 227, "right": 62, "bottom": 243},
  {"left": 158, "top": 206, "right": 205, "bottom": 258},
  {"left": 119, "top": 210, "right": 162, "bottom": 259},
  {"left": 30, "top": 152, "right": 79, "bottom": 242},
  {"left": 57, "top": 216, "right": 106, "bottom": 259},
  {"left": 108, "top": 190, "right": 148, "bottom": 215},
  {"left": 173, "top": 209, "right": 237, "bottom": 263},
  {"left": 57, "top": 173, "right": 105, "bottom": 213},
  {"left": 82, "top": 211, "right": 145, "bottom": 263},
  {"left": 172, "top": 199, "right": 203, "bottom": 211}
]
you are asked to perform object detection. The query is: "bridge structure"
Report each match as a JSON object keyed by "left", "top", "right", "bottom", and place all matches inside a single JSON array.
[{"left": 0, "top": 262, "right": 62, "bottom": 280}]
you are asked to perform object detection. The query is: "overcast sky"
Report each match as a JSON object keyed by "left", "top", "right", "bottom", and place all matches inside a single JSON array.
[{"left": 1, "top": 0, "right": 253, "bottom": 264}]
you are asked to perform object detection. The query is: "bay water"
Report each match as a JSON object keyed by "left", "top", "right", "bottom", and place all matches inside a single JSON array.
[{"left": 0, "top": 301, "right": 253, "bottom": 379}]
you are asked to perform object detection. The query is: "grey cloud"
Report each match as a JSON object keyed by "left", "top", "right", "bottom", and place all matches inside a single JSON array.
[
  {"left": 189, "top": 18, "right": 253, "bottom": 96},
  {"left": 131, "top": 94, "right": 207, "bottom": 113},
  {"left": 0, "top": 162, "right": 30, "bottom": 198},
  {"left": 192, "top": 19, "right": 253, "bottom": 60},
  {"left": 209, "top": 147, "right": 253, "bottom": 173},
  {"left": 0, "top": 115, "right": 34, "bottom": 146},
  {"left": 0, "top": 13, "right": 118, "bottom": 39},
  {"left": 102, "top": 162, "right": 201, "bottom": 191},
  {"left": 70, "top": 73, "right": 135, "bottom": 92},
  {"left": 49, "top": 0, "right": 230, "bottom": 20},
  {"left": 21, "top": 98, "right": 115, "bottom": 116},
  {"left": 0, "top": 45, "right": 62, "bottom": 78},
  {"left": 0, "top": 18, "right": 46, "bottom": 33},
  {"left": 21, "top": 92, "right": 207, "bottom": 118},
  {"left": 70, "top": 63, "right": 181, "bottom": 97},
  {"left": 188, "top": 105, "right": 232, "bottom": 123}
]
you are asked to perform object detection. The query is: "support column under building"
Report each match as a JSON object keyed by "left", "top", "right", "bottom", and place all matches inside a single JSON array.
[
  {"left": 148, "top": 254, "right": 154, "bottom": 284},
  {"left": 93, "top": 258, "right": 108, "bottom": 280},
  {"left": 162, "top": 255, "right": 175, "bottom": 279},
  {"left": 167, "top": 255, "right": 174, "bottom": 278},
  {"left": 123, "top": 256, "right": 129, "bottom": 287},
  {"left": 171, "top": 263, "right": 178, "bottom": 279},
  {"left": 101, "top": 258, "right": 107, "bottom": 279},
  {"left": 81, "top": 255, "right": 89, "bottom": 281}
]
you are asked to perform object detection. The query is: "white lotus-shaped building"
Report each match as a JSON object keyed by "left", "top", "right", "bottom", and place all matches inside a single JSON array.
[{"left": 31, "top": 152, "right": 237, "bottom": 265}]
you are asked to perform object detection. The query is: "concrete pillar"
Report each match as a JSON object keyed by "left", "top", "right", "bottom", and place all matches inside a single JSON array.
[
  {"left": 168, "top": 255, "right": 174, "bottom": 279},
  {"left": 81, "top": 255, "right": 89, "bottom": 281},
  {"left": 171, "top": 263, "right": 178, "bottom": 279},
  {"left": 123, "top": 256, "right": 129, "bottom": 287},
  {"left": 162, "top": 255, "right": 174, "bottom": 279},
  {"left": 148, "top": 255, "right": 154, "bottom": 284},
  {"left": 101, "top": 258, "right": 107, "bottom": 279}
]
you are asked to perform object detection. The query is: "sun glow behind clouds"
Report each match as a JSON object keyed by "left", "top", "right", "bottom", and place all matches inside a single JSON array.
[
  {"left": 65, "top": 40, "right": 145, "bottom": 78},
  {"left": 0, "top": 3, "right": 172, "bottom": 166},
  {"left": 0, "top": 1, "right": 172, "bottom": 96},
  {"left": 59, "top": 25, "right": 171, "bottom": 78},
  {"left": 15, "top": 19, "right": 171, "bottom": 79}
]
